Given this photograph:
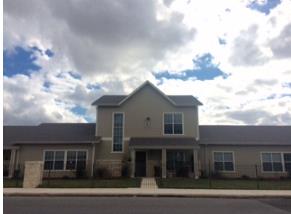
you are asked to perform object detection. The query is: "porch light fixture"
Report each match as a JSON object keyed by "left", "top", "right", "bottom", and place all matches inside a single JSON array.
[{"left": 144, "top": 117, "right": 151, "bottom": 128}]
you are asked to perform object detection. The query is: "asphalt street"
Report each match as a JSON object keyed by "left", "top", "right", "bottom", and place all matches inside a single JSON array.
[{"left": 4, "top": 196, "right": 291, "bottom": 214}]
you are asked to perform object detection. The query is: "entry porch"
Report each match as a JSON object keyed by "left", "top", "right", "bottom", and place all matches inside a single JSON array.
[{"left": 129, "top": 137, "right": 199, "bottom": 179}]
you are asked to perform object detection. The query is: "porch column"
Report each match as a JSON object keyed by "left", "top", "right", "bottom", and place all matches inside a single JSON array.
[
  {"left": 162, "top": 149, "right": 167, "bottom": 178},
  {"left": 8, "top": 149, "right": 16, "bottom": 178},
  {"left": 130, "top": 149, "right": 135, "bottom": 178},
  {"left": 193, "top": 149, "right": 199, "bottom": 179}
]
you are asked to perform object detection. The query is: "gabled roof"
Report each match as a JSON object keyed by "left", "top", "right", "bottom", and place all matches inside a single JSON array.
[
  {"left": 199, "top": 125, "right": 291, "bottom": 145},
  {"left": 168, "top": 95, "right": 202, "bottom": 106},
  {"left": 4, "top": 123, "right": 98, "bottom": 146},
  {"left": 92, "top": 95, "right": 126, "bottom": 106},
  {"left": 92, "top": 81, "right": 202, "bottom": 107}
]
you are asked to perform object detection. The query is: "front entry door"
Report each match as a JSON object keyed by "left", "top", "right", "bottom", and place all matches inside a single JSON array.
[{"left": 135, "top": 151, "right": 146, "bottom": 177}]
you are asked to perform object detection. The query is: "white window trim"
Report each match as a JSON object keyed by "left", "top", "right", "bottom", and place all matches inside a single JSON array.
[
  {"left": 283, "top": 153, "right": 291, "bottom": 172},
  {"left": 111, "top": 112, "right": 125, "bottom": 153},
  {"left": 260, "top": 152, "right": 291, "bottom": 173},
  {"left": 212, "top": 151, "right": 236, "bottom": 173},
  {"left": 43, "top": 149, "right": 88, "bottom": 172},
  {"left": 162, "top": 112, "right": 184, "bottom": 136},
  {"left": 66, "top": 150, "right": 88, "bottom": 171}
]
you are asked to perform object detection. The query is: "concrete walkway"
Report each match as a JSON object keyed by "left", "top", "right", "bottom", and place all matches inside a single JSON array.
[
  {"left": 140, "top": 178, "right": 158, "bottom": 189},
  {"left": 4, "top": 188, "right": 291, "bottom": 198}
]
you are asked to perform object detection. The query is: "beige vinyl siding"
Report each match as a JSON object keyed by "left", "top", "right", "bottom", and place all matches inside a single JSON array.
[
  {"left": 97, "top": 84, "right": 198, "bottom": 138},
  {"left": 18, "top": 144, "right": 93, "bottom": 177},
  {"left": 200, "top": 145, "right": 291, "bottom": 178}
]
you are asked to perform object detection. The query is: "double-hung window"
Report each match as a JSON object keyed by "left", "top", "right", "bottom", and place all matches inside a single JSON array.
[
  {"left": 284, "top": 153, "right": 291, "bottom": 172},
  {"left": 66, "top": 151, "right": 87, "bottom": 170},
  {"left": 213, "top": 152, "right": 234, "bottom": 172},
  {"left": 164, "top": 113, "right": 183, "bottom": 134},
  {"left": 44, "top": 150, "right": 87, "bottom": 171},
  {"left": 261, "top": 152, "right": 291, "bottom": 172},
  {"left": 113, "top": 113, "right": 124, "bottom": 152},
  {"left": 44, "top": 151, "right": 65, "bottom": 170},
  {"left": 261, "top": 152, "right": 283, "bottom": 172}
]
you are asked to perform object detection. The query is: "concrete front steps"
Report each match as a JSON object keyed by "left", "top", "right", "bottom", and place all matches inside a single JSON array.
[{"left": 140, "top": 177, "right": 158, "bottom": 189}]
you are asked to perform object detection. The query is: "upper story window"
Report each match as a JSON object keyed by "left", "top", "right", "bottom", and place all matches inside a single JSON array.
[
  {"left": 163, "top": 113, "right": 183, "bottom": 135},
  {"left": 113, "top": 113, "right": 124, "bottom": 152}
]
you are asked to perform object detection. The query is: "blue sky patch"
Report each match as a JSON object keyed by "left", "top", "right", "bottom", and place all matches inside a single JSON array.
[
  {"left": 87, "top": 83, "right": 101, "bottom": 90},
  {"left": 155, "top": 53, "right": 227, "bottom": 81},
  {"left": 283, "top": 82, "right": 291, "bottom": 88},
  {"left": 4, "top": 46, "right": 41, "bottom": 77},
  {"left": 45, "top": 49, "right": 54, "bottom": 57},
  {"left": 218, "top": 38, "right": 226, "bottom": 45},
  {"left": 247, "top": 0, "right": 281, "bottom": 15},
  {"left": 71, "top": 105, "right": 87, "bottom": 116},
  {"left": 71, "top": 105, "right": 93, "bottom": 122},
  {"left": 43, "top": 81, "right": 52, "bottom": 89},
  {"left": 68, "top": 71, "right": 82, "bottom": 80}
]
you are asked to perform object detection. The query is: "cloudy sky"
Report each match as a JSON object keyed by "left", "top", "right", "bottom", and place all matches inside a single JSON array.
[{"left": 3, "top": 0, "right": 291, "bottom": 125}]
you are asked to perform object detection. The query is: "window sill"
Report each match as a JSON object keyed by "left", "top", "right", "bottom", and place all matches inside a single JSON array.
[
  {"left": 43, "top": 169, "right": 79, "bottom": 172},
  {"left": 215, "top": 170, "right": 236, "bottom": 173},
  {"left": 261, "top": 171, "right": 287, "bottom": 173}
]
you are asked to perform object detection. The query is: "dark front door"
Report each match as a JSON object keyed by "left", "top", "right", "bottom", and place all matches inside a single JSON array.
[{"left": 135, "top": 151, "right": 146, "bottom": 177}]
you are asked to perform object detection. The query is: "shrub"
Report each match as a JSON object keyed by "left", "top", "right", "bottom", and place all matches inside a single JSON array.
[
  {"left": 154, "top": 166, "right": 161, "bottom": 177},
  {"left": 176, "top": 166, "right": 189, "bottom": 177},
  {"left": 94, "top": 167, "right": 111, "bottom": 178},
  {"left": 13, "top": 169, "right": 22, "bottom": 179},
  {"left": 3, "top": 169, "right": 9, "bottom": 177},
  {"left": 280, "top": 176, "right": 286, "bottom": 180},
  {"left": 241, "top": 175, "right": 250, "bottom": 180},
  {"left": 76, "top": 166, "right": 87, "bottom": 179},
  {"left": 121, "top": 164, "right": 129, "bottom": 177},
  {"left": 211, "top": 171, "right": 222, "bottom": 179},
  {"left": 200, "top": 170, "right": 208, "bottom": 178}
]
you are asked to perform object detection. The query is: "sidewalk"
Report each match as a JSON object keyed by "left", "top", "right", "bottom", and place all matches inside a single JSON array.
[{"left": 4, "top": 188, "right": 291, "bottom": 198}]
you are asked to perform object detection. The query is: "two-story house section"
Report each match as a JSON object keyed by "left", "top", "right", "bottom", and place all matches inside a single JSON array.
[
  {"left": 3, "top": 81, "right": 291, "bottom": 179},
  {"left": 92, "top": 81, "right": 202, "bottom": 178}
]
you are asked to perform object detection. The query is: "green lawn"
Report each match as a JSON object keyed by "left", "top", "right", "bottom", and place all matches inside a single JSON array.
[
  {"left": 156, "top": 178, "right": 291, "bottom": 190},
  {"left": 4, "top": 179, "right": 23, "bottom": 188},
  {"left": 39, "top": 178, "right": 141, "bottom": 188}
]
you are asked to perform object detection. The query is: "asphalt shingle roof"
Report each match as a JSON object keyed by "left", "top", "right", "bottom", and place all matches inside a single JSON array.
[
  {"left": 199, "top": 125, "right": 291, "bottom": 145},
  {"left": 3, "top": 124, "right": 291, "bottom": 146},
  {"left": 3, "top": 123, "right": 97, "bottom": 146},
  {"left": 92, "top": 95, "right": 127, "bottom": 106},
  {"left": 92, "top": 95, "right": 202, "bottom": 106}
]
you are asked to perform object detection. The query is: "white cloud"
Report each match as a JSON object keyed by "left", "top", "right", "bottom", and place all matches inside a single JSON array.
[
  {"left": 3, "top": 74, "right": 86, "bottom": 125},
  {"left": 270, "top": 23, "right": 291, "bottom": 58},
  {"left": 4, "top": 0, "right": 194, "bottom": 77},
  {"left": 3, "top": 0, "right": 291, "bottom": 125},
  {"left": 229, "top": 25, "right": 269, "bottom": 66}
]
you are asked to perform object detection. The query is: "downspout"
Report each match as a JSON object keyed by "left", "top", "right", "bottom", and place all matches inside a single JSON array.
[
  {"left": 91, "top": 142, "right": 96, "bottom": 177},
  {"left": 91, "top": 105, "right": 98, "bottom": 177}
]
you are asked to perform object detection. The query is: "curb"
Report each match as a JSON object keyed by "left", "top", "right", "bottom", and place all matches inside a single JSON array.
[
  {"left": 4, "top": 189, "right": 291, "bottom": 198},
  {"left": 4, "top": 193, "right": 291, "bottom": 199}
]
